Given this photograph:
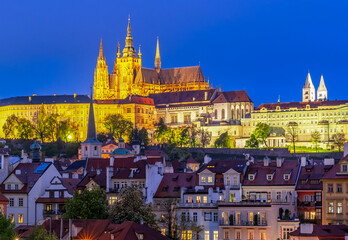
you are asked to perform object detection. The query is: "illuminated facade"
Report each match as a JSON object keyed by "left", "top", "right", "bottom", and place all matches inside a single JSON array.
[{"left": 93, "top": 17, "right": 210, "bottom": 100}]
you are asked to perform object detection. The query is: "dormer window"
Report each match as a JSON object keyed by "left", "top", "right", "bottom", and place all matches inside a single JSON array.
[
  {"left": 266, "top": 174, "right": 273, "bottom": 181},
  {"left": 284, "top": 174, "right": 290, "bottom": 181},
  {"left": 248, "top": 174, "right": 255, "bottom": 181},
  {"left": 342, "top": 164, "right": 348, "bottom": 172},
  {"left": 208, "top": 176, "right": 213, "bottom": 183}
]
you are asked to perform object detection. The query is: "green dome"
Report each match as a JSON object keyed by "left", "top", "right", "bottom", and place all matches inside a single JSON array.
[{"left": 112, "top": 148, "right": 132, "bottom": 155}]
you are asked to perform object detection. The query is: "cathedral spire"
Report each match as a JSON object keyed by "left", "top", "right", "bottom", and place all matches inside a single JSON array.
[
  {"left": 98, "top": 38, "right": 105, "bottom": 60},
  {"left": 155, "top": 36, "right": 161, "bottom": 72},
  {"left": 317, "top": 73, "right": 328, "bottom": 101},
  {"left": 123, "top": 15, "right": 136, "bottom": 57},
  {"left": 302, "top": 70, "right": 316, "bottom": 102},
  {"left": 86, "top": 87, "right": 98, "bottom": 141},
  {"left": 117, "top": 40, "right": 121, "bottom": 58}
]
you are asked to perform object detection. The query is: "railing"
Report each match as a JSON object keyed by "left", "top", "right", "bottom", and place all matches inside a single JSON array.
[
  {"left": 43, "top": 210, "right": 56, "bottom": 215},
  {"left": 177, "top": 202, "right": 218, "bottom": 208},
  {"left": 218, "top": 201, "right": 271, "bottom": 207},
  {"left": 109, "top": 188, "right": 122, "bottom": 193},
  {"left": 297, "top": 201, "right": 322, "bottom": 207},
  {"left": 219, "top": 219, "right": 267, "bottom": 226}
]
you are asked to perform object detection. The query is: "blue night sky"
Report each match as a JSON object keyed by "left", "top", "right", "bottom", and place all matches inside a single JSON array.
[{"left": 0, "top": 0, "right": 347, "bottom": 106}]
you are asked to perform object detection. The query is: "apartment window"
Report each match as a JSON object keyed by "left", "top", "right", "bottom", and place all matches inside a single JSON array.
[
  {"left": 204, "top": 212, "right": 212, "bottom": 221},
  {"left": 15, "top": 184, "right": 18, "bottom": 190},
  {"left": 213, "top": 213, "right": 218, "bottom": 222},
  {"left": 337, "top": 202, "right": 343, "bottom": 214},
  {"left": 59, "top": 191, "right": 64, "bottom": 198},
  {"left": 187, "top": 231, "right": 192, "bottom": 240},
  {"left": 201, "top": 177, "right": 206, "bottom": 183},
  {"left": 221, "top": 109, "right": 225, "bottom": 119},
  {"left": 304, "top": 195, "right": 310, "bottom": 202},
  {"left": 181, "top": 231, "right": 187, "bottom": 240},
  {"left": 9, "top": 214, "right": 14, "bottom": 223},
  {"left": 193, "top": 212, "right": 197, "bottom": 222},
  {"left": 315, "top": 192, "right": 322, "bottom": 202},
  {"left": 310, "top": 212, "right": 316, "bottom": 220},
  {"left": 207, "top": 176, "right": 213, "bottom": 183},
  {"left": 204, "top": 231, "right": 210, "bottom": 240},
  {"left": 342, "top": 164, "right": 348, "bottom": 172},
  {"left": 224, "top": 232, "right": 229, "bottom": 239},
  {"left": 284, "top": 174, "right": 290, "bottom": 180},
  {"left": 7, "top": 184, "right": 11, "bottom": 190},
  {"left": 267, "top": 192, "right": 271, "bottom": 202},
  {"left": 328, "top": 202, "right": 334, "bottom": 213},
  {"left": 260, "top": 232, "right": 266, "bottom": 240},
  {"left": 213, "top": 231, "right": 218, "bottom": 240},
  {"left": 328, "top": 184, "right": 333, "bottom": 193},
  {"left": 282, "top": 228, "right": 293, "bottom": 240},
  {"left": 171, "top": 115, "right": 178, "bottom": 123},
  {"left": 18, "top": 214, "right": 23, "bottom": 223},
  {"left": 249, "top": 212, "right": 254, "bottom": 225},
  {"left": 233, "top": 176, "right": 238, "bottom": 185},
  {"left": 236, "top": 212, "right": 241, "bottom": 225},
  {"left": 248, "top": 174, "right": 254, "bottom": 181},
  {"left": 49, "top": 191, "right": 55, "bottom": 198},
  {"left": 187, "top": 196, "right": 192, "bottom": 203},
  {"left": 126, "top": 108, "right": 131, "bottom": 113},
  {"left": 304, "top": 211, "right": 310, "bottom": 220},
  {"left": 236, "top": 231, "right": 241, "bottom": 240},
  {"left": 316, "top": 208, "right": 322, "bottom": 219},
  {"left": 196, "top": 196, "right": 201, "bottom": 203},
  {"left": 248, "top": 231, "right": 254, "bottom": 240},
  {"left": 337, "top": 184, "right": 343, "bottom": 193},
  {"left": 203, "top": 196, "right": 208, "bottom": 203},
  {"left": 9, "top": 198, "right": 14, "bottom": 207},
  {"left": 229, "top": 193, "right": 236, "bottom": 203},
  {"left": 108, "top": 196, "right": 117, "bottom": 205},
  {"left": 184, "top": 114, "right": 191, "bottom": 124},
  {"left": 161, "top": 229, "right": 165, "bottom": 236},
  {"left": 276, "top": 192, "right": 281, "bottom": 200},
  {"left": 18, "top": 198, "right": 23, "bottom": 207}
]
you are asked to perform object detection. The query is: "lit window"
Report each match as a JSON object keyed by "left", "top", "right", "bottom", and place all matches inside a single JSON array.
[
  {"left": 161, "top": 229, "right": 165, "bottom": 236},
  {"left": 187, "top": 230, "right": 192, "bottom": 240},
  {"left": 196, "top": 196, "right": 201, "bottom": 203},
  {"left": 9, "top": 214, "right": 14, "bottom": 223},
  {"left": 328, "top": 202, "right": 334, "bottom": 213},
  {"left": 261, "top": 232, "right": 266, "bottom": 240},
  {"left": 203, "top": 196, "right": 208, "bottom": 203},
  {"left": 108, "top": 196, "right": 117, "bottom": 205},
  {"left": 248, "top": 231, "right": 254, "bottom": 240},
  {"left": 205, "top": 231, "right": 210, "bottom": 240},
  {"left": 182, "top": 231, "right": 187, "bottom": 240},
  {"left": 310, "top": 212, "right": 316, "bottom": 220},
  {"left": 207, "top": 176, "right": 213, "bottom": 183},
  {"left": 213, "top": 231, "right": 218, "bottom": 240},
  {"left": 18, "top": 214, "right": 23, "bottom": 223},
  {"left": 337, "top": 202, "right": 343, "bottom": 214},
  {"left": 201, "top": 177, "right": 206, "bottom": 183},
  {"left": 187, "top": 196, "right": 192, "bottom": 203}
]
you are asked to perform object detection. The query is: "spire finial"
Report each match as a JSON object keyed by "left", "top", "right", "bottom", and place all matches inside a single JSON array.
[
  {"left": 155, "top": 36, "right": 161, "bottom": 72},
  {"left": 98, "top": 38, "right": 104, "bottom": 59},
  {"left": 123, "top": 15, "right": 136, "bottom": 57},
  {"left": 138, "top": 45, "right": 142, "bottom": 57}
]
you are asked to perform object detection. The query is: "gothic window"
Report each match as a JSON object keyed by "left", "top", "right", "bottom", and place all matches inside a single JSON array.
[
  {"left": 221, "top": 109, "right": 225, "bottom": 120},
  {"left": 214, "top": 110, "right": 218, "bottom": 119}
]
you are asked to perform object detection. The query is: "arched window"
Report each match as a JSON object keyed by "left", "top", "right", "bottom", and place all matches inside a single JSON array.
[
  {"left": 214, "top": 109, "right": 218, "bottom": 119},
  {"left": 221, "top": 109, "right": 225, "bottom": 120}
]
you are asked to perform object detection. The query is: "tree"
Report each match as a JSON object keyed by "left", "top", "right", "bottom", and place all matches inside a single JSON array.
[
  {"left": 254, "top": 123, "right": 270, "bottom": 147},
  {"left": 25, "top": 226, "right": 56, "bottom": 240},
  {"left": 65, "top": 185, "right": 108, "bottom": 219},
  {"left": 245, "top": 134, "right": 259, "bottom": 148},
  {"left": 178, "top": 127, "right": 189, "bottom": 147},
  {"left": 167, "top": 147, "right": 192, "bottom": 162},
  {"left": 154, "top": 118, "right": 171, "bottom": 143},
  {"left": 311, "top": 131, "right": 321, "bottom": 152},
  {"left": 2, "top": 114, "right": 18, "bottom": 139},
  {"left": 200, "top": 129, "right": 212, "bottom": 148},
  {"left": 158, "top": 199, "right": 179, "bottom": 240},
  {"left": 16, "top": 118, "right": 34, "bottom": 140},
  {"left": 34, "top": 105, "right": 49, "bottom": 142},
  {"left": 109, "top": 185, "right": 157, "bottom": 229},
  {"left": 97, "top": 132, "right": 108, "bottom": 143},
  {"left": 0, "top": 213, "right": 15, "bottom": 240},
  {"left": 286, "top": 123, "right": 298, "bottom": 153},
  {"left": 45, "top": 114, "right": 60, "bottom": 142},
  {"left": 128, "top": 127, "right": 150, "bottom": 147},
  {"left": 103, "top": 114, "right": 133, "bottom": 140},
  {"left": 332, "top": 133, "right": 346, "bottom": 151},
  {"left": 214, "top": 132, "right": 233, "bottom": 148},
  {"left": 188, "top": 125, "right": 199, "bottom": 147}
]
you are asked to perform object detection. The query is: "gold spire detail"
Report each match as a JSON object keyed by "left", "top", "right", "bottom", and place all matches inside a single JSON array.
[
  {"left": 123, "top": 15, "right": 136, "bottom": 57},
  {"left": 117, "top": 40, "right": 121, "bottom": 58},
  {"left": 138, "top": 45, "right": 142, "bottom": 57},
  {"left": 155, "top": 36, "right": 161, "bottom": 72},
  {"left": 98, "top": 38, "right": 105, "bottom": 60}
]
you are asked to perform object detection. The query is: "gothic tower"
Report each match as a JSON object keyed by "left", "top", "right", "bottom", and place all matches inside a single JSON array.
[
  {"left": 302, "top": 71, "right": 316, "bottom": 102},
  {"left": 317, "top": 73, "right": 328, "bottom": 101},
  {"left": 155, "top": 37, "right": 161, "bottom": 73},
  {"left": 93, "top": 38, "right": 110, "bottom": 100},
  {"left": 112, "top": 17, "right": 142, "bottom": 99}
]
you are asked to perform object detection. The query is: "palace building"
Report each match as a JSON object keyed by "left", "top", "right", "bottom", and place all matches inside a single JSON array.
[{"left": 93, "top": 17, "right": 210, "bottom": 100}]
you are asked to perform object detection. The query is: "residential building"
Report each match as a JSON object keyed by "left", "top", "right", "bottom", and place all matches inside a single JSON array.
[{"left": 0, "top": 192, "right": 8, "bottom": 216}]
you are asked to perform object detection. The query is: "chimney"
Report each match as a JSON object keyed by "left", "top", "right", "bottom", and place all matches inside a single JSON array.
[
  {"left": 110, "top": 156, "right": 115, "bottom": 167},
  {"left": 300, "top": 157, "right": 307, "bottom": 167},
  {"left": 106, "top": 166, "right": 113, "bottom": 193},
  {"left": 263, "top": 157, "right": 270, "bottom": 167},
  {"left": 276, "top": 157, "right": 284, "bottom": 168},
  {"left": 300, "top": 224, "right": 313, "bottom": 234},
  {"left": 324, "top": 158, "right": 335, "bottom": 166},
  {"left": 344, "top": 142, "right": 348, "bottom": 157},
  {"left": 204, "top": 91, "right": 208, "bottom": 101},
  {"left": 96, "top": 168, "right": 101, "bottom": 175},
  {"left": 204, "top": 154, "right": 212, "bottom": 164}
]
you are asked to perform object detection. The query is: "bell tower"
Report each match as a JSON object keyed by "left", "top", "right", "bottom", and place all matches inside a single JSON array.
[
  {"left": 302, "top": 71, "right": 316, "bottom": 102},
  {"left": 93, "top": 38, "right": 110, "bottom": 100}
]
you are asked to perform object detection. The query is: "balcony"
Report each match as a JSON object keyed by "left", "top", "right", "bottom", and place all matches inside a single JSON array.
[
  {"left": 297, "top": 201, "right": 322, "bottom": 207},
  {"left": 219, "top": 219, "right": 267, "bottom": 227},
  {"left": 177, "top": 202, "right": 218, "bottom": 208},
  {"left": 43, "top": 210, "right": 56, "bottom": 215},
  {"left": 218, "top": 201, "right": 271, "bottom": 207}
]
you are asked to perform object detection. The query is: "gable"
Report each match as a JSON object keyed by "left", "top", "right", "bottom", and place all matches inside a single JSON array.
[
  {"left": 199, "top": 169, "right": 214, "bottom": 175},
  {"left": 4, "top": 174, "right": 23, "bottom": 185},
  {"left": 223, "top": 168, "right": 239, "bottom": 175},
  {"left": 50, "top": 176, "right": 63, "bottom": 185}
]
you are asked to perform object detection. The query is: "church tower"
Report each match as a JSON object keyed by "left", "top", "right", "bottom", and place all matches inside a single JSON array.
[
  {"left": 93, "top": 38, "right": 110, "bottom": 100},
  {"left": 302, "top": 71, "right": 316, "bottom": 102},
  {"left": 155, "top": 37, "right": 161, "bottom": 73},
  {"left": 317, "top": 73, "right": 328, "bottom": 101},
  {"left": 81, "top": 89, "right": 102, "bottom": 160},
  {"left": 112, "top": 16, "right": 142, "bottom": 99}
]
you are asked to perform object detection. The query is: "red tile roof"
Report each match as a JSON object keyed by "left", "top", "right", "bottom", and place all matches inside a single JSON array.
[
  {"left": 213, "top": 90, "right": 252, "bottom": 103},
  {"left": 0, "top": 192, "right": 8, "bottom": 202},
  {"left": 290, "top": 224, "right": 348, "bottom": 238},
  {"left": 322, "top": 155, "right": 348, "bottom": 179},
  {"left": 154, "top": 173, "right": 196, "bottom": 198},
  {"left": 61, "top": 178, "right": 80, "bottom": 195},
  {"left": 243, "top": 160, "right": 300, "bottom": 186},
  {"left": 187, "top": 157, "right": 198, "bottom": 164},
  {"left": 256, "top": 100, "right": 348, "bottom": 111},
  {"left": 296, "top": 161, "right": 328, "bottom": 191},
  {"left": 197, "top": 159, "right": 246, "bottom": 174}
]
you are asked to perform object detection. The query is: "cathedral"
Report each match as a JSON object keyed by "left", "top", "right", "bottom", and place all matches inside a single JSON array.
[
  {"left": 93, "top": 18, "right": 211, "bottom": 100},
  {"left": 302, "top": 71, "right": 328, "bottom": 102}
]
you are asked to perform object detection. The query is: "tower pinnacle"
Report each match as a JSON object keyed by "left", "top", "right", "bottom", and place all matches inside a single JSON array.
[
  {"left": 317, "top": 73, "right": 328, "bottom": 101},
  {"left": 98, "top": 38, "right": 105, "bottom": 60},
  {"left": 123, "top": 16, "right": 136, "bottom": 57},
  {"left": 155, "top": 36, "right": 161, "bottom": 72}
]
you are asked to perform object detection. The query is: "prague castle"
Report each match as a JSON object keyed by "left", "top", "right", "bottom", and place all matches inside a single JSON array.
[
  {"left": 0, "top": 18, "right": 347, "bottom": 149},
  {"left": 93, "top": 17, "right": 210, "bottom": 100}
]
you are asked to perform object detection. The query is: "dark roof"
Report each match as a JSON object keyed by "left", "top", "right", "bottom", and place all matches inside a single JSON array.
[
  {"left": 212, "top": 90, "right": 252, "bottom": 103},
  {"left": 197, "top": 159, "right": 246, "bottom": 174},
  {"left": 154, "top": 173, "right": 196, "bottom": 198},
  {"left": 111, "top": 221, "right": 171, "bottom": 240},
  {"left": 0, "top": 192, "right": 8, "bottom": 202},
  {"left": 61, "top": 178, "right": 80, "bottom": 195},
  {"left": 1, "top": 162, "right": 52, "bottom": 193},
  {"left": 290, "top": 224, "right": 348, "bottom": 238},
  {"left": 85, "top": 97, "right": 99, "bottom": 142},
  {"left": 112, "top": 158, "right": 147, "bottom": 180},
  {"left": 96, "top": 95, "right": 154, "bottom": 106},
  {"left": 256, "top": 100, "right": 348, "bottom": 111},
  {"left": 187, "top": 157, "right": 198, "bottom": 164},
  {"left": 322, "top": 155, "right": 348, "bottom": 180},
  {"left": 243, "top": 159, "right": 300, "bottom": 186},
  {"left": 135, "top": 66, "right": 206, "bottom": 85},
  {"left": 296, "top": 161, "right": 328, "bottom": 191},
  {"left": 0, "top": 95, "right": 90, "bottom": 106},
  {"left": 0, "top": 148, "right": 10, "bottom": 155},
  {"left": 150, "top": 89, "right": 216, "bottom": 106},
  {"left": 66, "top": 160, "right": 86, "bottom": 171}
]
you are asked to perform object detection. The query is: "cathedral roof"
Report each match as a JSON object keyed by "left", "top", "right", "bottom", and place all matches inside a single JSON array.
[
  {"left": 95, "top": 95, "right": 154, "bottom": 106},
  {"left": 0, "top": 95, "right": 90, "bottom": 106},
  {"left": 135, "top": 66, "right": 206, "bottom": 85},
  {"left": 318, "top": 74, "right": 327, "bottom": 92},
  {"left": 212, "top": 90, "right": 253, "bottom": 103},
  {"left": 256, "top": 100, "right": 348, "bottom": 111},
  {"left": 303, "top": 72, "right": 315, "bottom": 89}
]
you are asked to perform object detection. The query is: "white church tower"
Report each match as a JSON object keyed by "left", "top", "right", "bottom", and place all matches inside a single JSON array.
[
  {"left": 302, "top": 71, "right": 316, "bottom": 102},
  {"left": 317, "top": 73, "right": 328, "bottom": 101}
]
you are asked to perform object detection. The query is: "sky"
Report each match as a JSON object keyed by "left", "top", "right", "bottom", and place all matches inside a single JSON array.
[{"left": 0, "top": 0, "right": 347, "bottom": 106}]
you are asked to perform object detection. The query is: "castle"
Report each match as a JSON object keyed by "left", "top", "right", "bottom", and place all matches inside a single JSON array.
[{"left": 93, "top": 17, "right": 210, "bottom": 100}]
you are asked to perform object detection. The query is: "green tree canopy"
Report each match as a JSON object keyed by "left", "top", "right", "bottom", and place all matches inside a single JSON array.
[
  {"left": 154, "top": 118, "right": 171, "bottom": 144},
  {"left": 254, "top": 123, "right": 270, "bottom": 147},
  {"left": 2, "top": 114, "right": 19, "bottom": 139},
  {"left": 245, "top": 134, "right": 259, "bottom": 148},
  {"left": 286, "top": 124, "right": 298, "bottom": 153},
  {"left": 311, "top": 130, "right": 321, "bottom": 152},
  {"left": 332, "top": 133, "right": 346, "bottom": 151},
  {"left": 109, "top": 185, "right": 157, "bottom": 229},
  {"left": 25, "top": 226, "right": 56, "bottom": 240},
  {"left": 214, "top": 132, "right": 233, "bottom": 148},
  {"left": 167, "top": 147, "right": 192, "bottom": 162},
  {"left": 103, "top": 114, "right": 133, "bottom": 140},
  {"left": 128, "top": 127, "right": 150, "bottom": 147},
  {"left": 0, "top": 213, "right": 15, "bottom": 240},
  {"left": 65, "top": 186, "right": 108, "bottom": 219}
]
